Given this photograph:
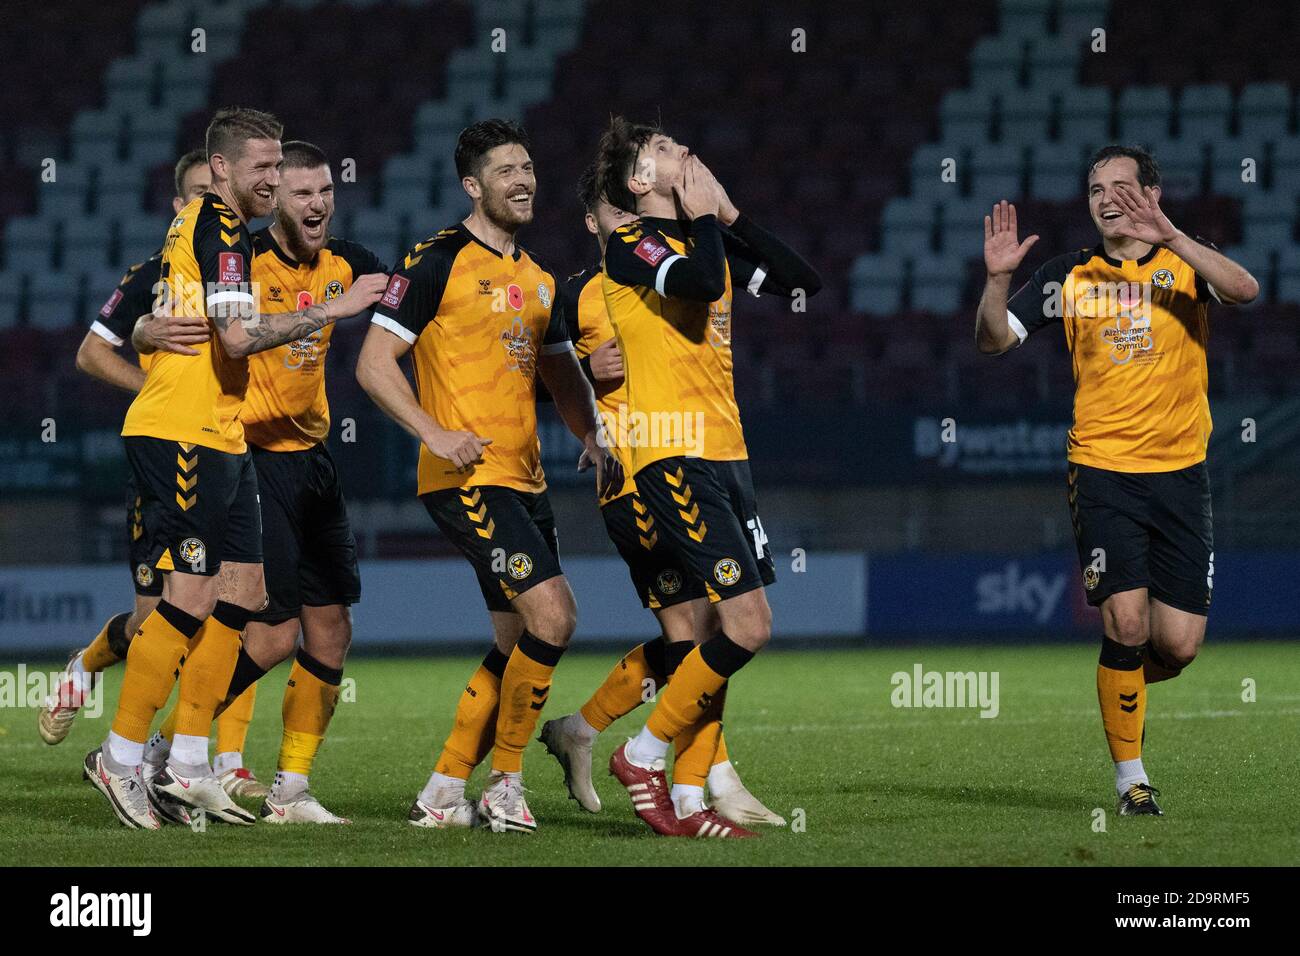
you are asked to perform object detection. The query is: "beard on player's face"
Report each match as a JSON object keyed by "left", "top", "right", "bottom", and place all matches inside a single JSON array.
[
  {"left": 232, "top": 174, "right": 275, "bottom": 219},
  {"left": 276, "top": 203, "right": 331, "bottom": 261},
  {"left": 480, "top": 177, "right": 534, "bottom": 231}
]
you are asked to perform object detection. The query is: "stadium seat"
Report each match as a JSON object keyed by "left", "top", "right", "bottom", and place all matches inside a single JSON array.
[
  {"left": 1269, "top": 137, "right": 1300, "bottom": 195},
  {"left": 1029, "top": 141, "right": 1087, "bottom": 200},
  {"left": 119, "top": 217, "right": 169, "bottom": 266},
  {"left": 104, "top": 58, "right": 157, "bottom": 113},
  {"left": 4, "top": 217, "right": 56, "bottom": 272},
  {"left": 1026, "top": 36, "right": 1080, "bottom": 92},
  {"left": 1275, "top": 246, "right": 1300, "bottom": 304},
  {"left": 1209, "top": 138, "right": 1267, "bottom": 198},
  {"left": 938, "top": 198, "right": 993, "bottom": 256},
  {"left": 61, "top": 217, "right": 114, "bottom": 275},
  {"left": 939, "top": 88, "right": 995, "bottom": 146},
  {"left": 0, "top": 271, "right": 23, "bottom": 328},
  {"left": 910, "top": 144, "right": 964, "bottom": 202},
  {"left": 1238, "top": 82, "right": 1292, "bottom": 142},
  {"left": 1117, "top": 86, "right": 1173, "bottom": 144},
  {"left": 1177, "top": 84, "right": 1232, "bottom": 145},
  {"left": 970, "top": 143, "right": 1026, "bottom": 201},
  {"left": 998, "top": 87, "right": 1053, "bottom": 143},
  {"left": 881, "top": 198, "right": 936, "bottom": 256},
  {"left": 1150, "top": 138, "right": 1205, "bottom": 200},
  {"left": 26, "top": 271, "right": 80, "bottom": 330},
  {"left": 999, "top": 0, "right": 1052, "bottom": 39},
  {"left": 1217, "top": 245, "right": 1273, "bottom": 302},
  {"left": 970, "top": 35, "right": 1025, "bottom": 92},
  {"left": 908, "top": 254, "right": 967, "bottom": 313},
  {"left": 1057, "top": 0, "right": 1108, "bottom": 46},
  {"left": 1241, "top": 191, "right": 1296, "bottom": 248},
  {"left": 1057, "top": 86, "right": 1112, "bottom": 150},
  {"left": 70, "top": 111, "right": 122, "bottom": 167},
  {"left": 848, "top": 254, "right": 904, "bottom": 316}
]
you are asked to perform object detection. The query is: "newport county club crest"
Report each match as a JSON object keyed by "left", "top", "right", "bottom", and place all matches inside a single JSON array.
[
  {"left": 135, "top": 563, "right": 154, "bottom": 588},
  {"left": 1151, "top": 269, "right": 1175, "bottom": 290},
  {"left": 507, "top": 552, "right": 534, "bottom": 580},
  {"left": 501, "top": 316, "right": 537, "bottom": 376},
  {"left": 1083, "top": 565, "right": 1100, "bottom": 591},
  {"left": 713, "top": 557, "right": 742, "bottom": 586},
  {"left": 178, "top": 537, "right": 205, "bottom": 567},
  {"left": 656, "top": 568, "right": 683, "bottom": 595}
]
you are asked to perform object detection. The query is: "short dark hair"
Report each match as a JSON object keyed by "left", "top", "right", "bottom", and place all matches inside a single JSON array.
[
  {"left": 1086, "top": 144, "right": 1162, "bottom": 190},
  {"left": 595, "top": 116, "right": 662, "bottom": 214},
  {"left": 577, "top": 162, "right": 600, "bottom": 213},
  {"left": 281, "top": 140, "right": 329, "bottom": 172},
  {"left": 173, "top": 148, "right": 208, "bottom": 198},
  {"left": 205, "top": 106, "right": 283, "bottom": 163},
  {"left": 455, "top": 119, "right": 531, "bottom": 180}
]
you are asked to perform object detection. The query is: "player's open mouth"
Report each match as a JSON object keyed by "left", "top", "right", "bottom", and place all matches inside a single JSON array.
[
  {"left": 1101, "top": 211, "right": 1122, "bottom": 221},
  {"left": 508, "top": 191, "right": 532, "bottom": 208},
  {"left": 302, "top": 215, "right": 325, "bottom": 235}
]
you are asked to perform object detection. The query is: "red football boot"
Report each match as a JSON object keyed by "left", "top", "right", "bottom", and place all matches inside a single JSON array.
[{"left": 609, "top": 740, "right": 682, "bottom": 835}]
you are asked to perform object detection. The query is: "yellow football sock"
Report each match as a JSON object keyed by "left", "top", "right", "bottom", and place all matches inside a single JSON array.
[
  {"left": 646, "top": 636, "right": 752, "bottom": 744},
  {"left": 110, "top": 602, "right": 202, "bottom": 743},
  {"left": 579, "top": 640, "right": 664, "bottom": 732},
  {"left": 712, "top": 731, "right": 729, "bottom": 768},
  {"left": 672, "top": 682, "right": 727, "bottom": 787},
  {"left": 491, "top": 633, "right": 564, "bottom": 774},
  {"left": 278, "top": 649, "right": 342, "bottom": 776},
  {"left": 1097, "top": 637, "right": 1146, "bottom": 763},
  {"left": 215, "top": 683, "right": 257, "bottom": 755},
  {"left": 436, "top": 646, "right": 507, "bottom": 779},
  {"left": 82, "top": 613, "right": 129, "bottom": 673},
  {"left": 173, "top": 602, "right": 249, "bottom": 739}
]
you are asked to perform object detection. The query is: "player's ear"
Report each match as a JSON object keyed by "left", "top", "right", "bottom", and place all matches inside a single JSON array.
[
  {"left": 172, "top": 196, "right": 183, "bottom": 215},
  {"left": 1149, "top": 184, "right": 1162, "bottom": 204},
  {"left": 584, "top": 212, "right": 598, "bottom": 236},
  {"left": 463, "top": 176, "right": 482, "bottom": 201}
]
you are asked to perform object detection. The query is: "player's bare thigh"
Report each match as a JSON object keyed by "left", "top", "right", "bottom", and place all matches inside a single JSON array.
[
  {"left": 1100, "top": 587, "right": 1150, "bottom": 646},
  {"left": 1148, "top": 597, "right": 1205, "bottom": 669},
  {"left": 507, "top": 575, "right": 578, "bottom": 648},
  {"left": 712, "top": 587, "right": 772, "bottom": 652}
]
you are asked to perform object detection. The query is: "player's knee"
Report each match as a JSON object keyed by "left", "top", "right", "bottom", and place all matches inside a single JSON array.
[
  {"left": 1162, "top": 639, "right": 1200, "bottom": 671},
  {"left": 527, "top": 596, "right": 577, "bottom": 646},
  {"left": 1105, "top": 610, "right": 1149, "bottom": 646}
]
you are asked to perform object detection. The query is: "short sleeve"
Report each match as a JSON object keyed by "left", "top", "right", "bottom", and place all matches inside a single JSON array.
[
  {"left": 540, "top": 269, "right": 573, "bottom": 355},
  {"left": 194, "top": 208, "right": 254, "bottom": 318},
  {"left": 1006, "top": 252, "right": 1078, "bottom": 343},
  {"left": 370, "top": 252, "right": 445, "bottom": 345},
  {"left": 92, "top": 255, "right": 161, "bottom": 345}
]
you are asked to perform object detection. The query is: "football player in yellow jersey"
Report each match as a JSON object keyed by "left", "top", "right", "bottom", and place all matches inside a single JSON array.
[
  {"left": 358, "top": 119, "right": 621, "bottom": 833},
  {"left": 594, "top": 117, "right": 822, "bottom": 837},
  {"left": 538, "top": 165, "right": 785, "bottom": 829},
  {"left": 44, "top": 149, "right": 265, "bottom": 796},
  {"left": 975, "top": 145, "right": 1260, "bottom": 816},
  {"left": 85, "top": 108, "right": 387, "bottom": 830},
  {"left": 133, "top": 141, "right": 386, "bottom": 825}
]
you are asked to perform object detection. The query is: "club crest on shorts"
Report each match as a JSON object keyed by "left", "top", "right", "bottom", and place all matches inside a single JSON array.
[
  {"left": 1151, "top": 268, "right": 1175, "bottom": 289},
  {"left": 178, "top": 537, "right": 205, "bottom": 567},
  {"left": 508, "top": 552, "right": 533, "bottom": 580},
  {"left": 713, "top": 558, "right": 742, "bottom": 587},
  {"left": 1083, "top": 565, "right": 1100, "bottom": 591},
  {"left": 656, "top": 568, "right": 683, "bottom": 595},
  {"left": 135, "top": 563, "right": 154, "bottom": 588}
]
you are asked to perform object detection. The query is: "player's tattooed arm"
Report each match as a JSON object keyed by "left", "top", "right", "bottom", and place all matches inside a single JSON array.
[{"left": 211, "top": 273, "right": 389, "bottom": 358}]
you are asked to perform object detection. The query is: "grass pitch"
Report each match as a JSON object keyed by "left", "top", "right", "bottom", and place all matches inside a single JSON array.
[{"left": 2, "top": 642, "right": 1296, "bottom": 866}]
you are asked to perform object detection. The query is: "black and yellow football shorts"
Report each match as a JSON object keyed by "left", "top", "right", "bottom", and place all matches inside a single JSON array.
[
  {"left": 250, "top": 442, "right": 361, "bottom": 625},
  {"left": 124, "top": 436, "right": 262, "bottom": 577},
  {"left": 125, "top": 470, "right": 165, "bottom": 597},
  {"left": 421, "top": 485, "right": 563, "bottom": 612},
  {"left": 601, "top": 491, "right": 707, "bottom": 610},
  {"left": 1069, "top": 460, "right": 1214, "bottom": 615},
  {"left": 633, "top": 457, "right": 775, "bottom": 604}
]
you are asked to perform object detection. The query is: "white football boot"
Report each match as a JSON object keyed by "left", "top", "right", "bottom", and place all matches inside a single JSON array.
[
  {"left": 539, "top": 714, "right": 601, "bottom": 812},
  {"left": 38, "top": 651, "right": 95, "bottom": 745},
  {"left": 151, "top": 761, "right": 256, "bottom": 826},
  {"left": 260, "top": 791, "right": 350, "bottom": 824},
  {"left": 708, "top": 761, "right": 787, "bottom": 827},
  {"left": 83, "top": 747, "right": 160, "bottom": 830},
  {"left": 478, "top": 772, "right": 537, "bottom": 833},
  {"left": 407, "top": 797, "right": 478, "bottom": 829}
]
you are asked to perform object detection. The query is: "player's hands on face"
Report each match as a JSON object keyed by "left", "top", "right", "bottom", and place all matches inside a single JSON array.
[
  {"left": 578, "top": 432, "right": 623, "bottom": 501},
  {"left": 327, "top": 273, "right": 390, "bottom": 320},
  {"left": 428, "top": 428, "right": 492, "bottom": 473},
  {"left": 673, "top": 156, "right": 720, "bottom": 220},
  {"left": 140, "top": 291, "right": 210, "bottom": 355},
  {"left": 691, "top": 157, "right": 739, "bottom": 225},
  {"left": 588, "top": 338, "right": 624, "bottom": 382},
  {"left": 1110, "top": 184, "right": 1179, "bottom": 245},
  {"left": 983, "top": 200, "right": 1039, "bottom": 277}
]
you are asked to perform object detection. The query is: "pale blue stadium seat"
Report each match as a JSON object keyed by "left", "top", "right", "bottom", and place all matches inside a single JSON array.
[
  {"left": 27, "top": 271, "right": 81, "bottom": 329},
  {"left": 1240, "top": 192, "right": 1295, "bottom": 248},
  {"left": 70, "top": 111, "right": 122, "bottom": 167},
  {"left": 970, "top": 36, "right": 1025, "bottom": 92},
  {"left": 999, "top": 87, "right": 1053, "bottom": 143},
  {"left": 1117, "top": 86, "right": 1173, "bottom": 144},
  {"left": 849, "top": 254, "right": 905, "bottom": 316},
  {"left": 971, "top": 143, "right": 1026, "bottom": 201},
  {"left": 1058, "top": 86, "right": 1112, "bottom": 150},
  {"left": 119, "top": 217, "right": 169, "bottom": 266},
  {"left": 1029, "top": 141, "right": 1087, "bottom": 200},
  {"left": 1209, "top": 138, "right": 1267, "bottom": 198},
  {"left": 881, "top": 198, "right": 937, "bottom": 257},
  {"left": 0, "top": 272, "right": 23, "bottom": 328},
  {"left": 1177, "top": 84, "right": 1231, "bottom": 145},
  {"left": 939, "top": 88, "right": 995, "bottom": 146},
  {"left": 1149, "top": 138, "right": 1205, "bottom": 199},
  {"left": 61, "top": 217, "right": 114, "bottom": 274},
  {"left": 1058, "top": 0, "right": 1108, "bottom": 46},
  {"left": 938, "top": 198, "right": 993, "bottom": 256},
  {"left": 1000, "top": 0, "right": 1052, "bottom": 39},
  {"left": 1269, "top": 137, "right": 1300, "bottom": 195},
  {"left": 104, "top": 58, "right": 156, "bottom": 113},
  {"left": 909, "top": 255, "right": 968, "bottom": 314},
  {"left": 38, "top": 164, "right": 94, "bottom": 221},
  {"left": 1238, "top": 83, "right": 1292, "bottom": 142},
  {"left": 1026, "top": 36, "right": 1080, "bottom": 92},
  {"left": 1276, "top": 246, "right": 1300, "bottom": 304},
  {"left": 910, "top": 143, "right": 965, "bottom": 201}
]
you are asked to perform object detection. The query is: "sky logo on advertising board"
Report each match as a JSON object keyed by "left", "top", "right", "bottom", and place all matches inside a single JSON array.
[{"left": 975, "top": 561, "right": 1066, "bottom": 625}]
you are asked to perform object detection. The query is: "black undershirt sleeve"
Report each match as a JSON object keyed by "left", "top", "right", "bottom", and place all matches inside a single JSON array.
[{"left": 723, "top": 214, "right": 823, "bottom": 299}]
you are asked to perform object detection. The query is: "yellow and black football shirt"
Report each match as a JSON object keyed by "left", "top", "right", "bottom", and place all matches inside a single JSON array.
[
  {"left": 562, "top": 263, "right": 635, "bottom": 503},
  {"left": 242, "top": 228, "right": 386, "bottom": 452},
  {"left": 1007, "top": 244, "right": 1216, "bottom": 472},
  {"left": 90, "top": 251, "right": 163, "bottom": 374},
  {"left": 370, "top": 223, "right": 571, "bottom": 495},
  {"left": 121, "top": 192, "right": 255, "bottom": 453}
]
